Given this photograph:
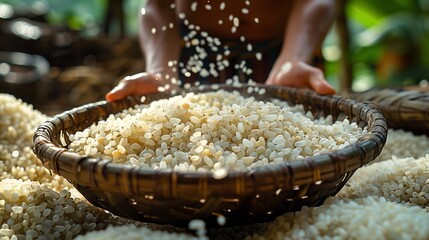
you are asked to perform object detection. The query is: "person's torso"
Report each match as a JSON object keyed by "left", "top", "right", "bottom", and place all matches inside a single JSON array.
[{"left": 175, "top": 0, "right": 292, "bottom": 42}]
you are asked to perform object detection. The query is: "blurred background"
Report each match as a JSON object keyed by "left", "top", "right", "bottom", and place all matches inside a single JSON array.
[{"left": 0, "top": 0, "right": 428, "bottom": 115}]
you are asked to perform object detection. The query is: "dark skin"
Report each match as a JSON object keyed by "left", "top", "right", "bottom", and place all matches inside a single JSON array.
[{"left": 106, "top": 0, "right": 336, "bottom": 102}]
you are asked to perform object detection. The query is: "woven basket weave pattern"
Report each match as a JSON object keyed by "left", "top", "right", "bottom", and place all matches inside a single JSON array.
[
  {"left": 347, "top": 88, "right": 429, "bottom": 135},
  {"left": 33, "top": 85, "right": 387, "bottom": 226}
]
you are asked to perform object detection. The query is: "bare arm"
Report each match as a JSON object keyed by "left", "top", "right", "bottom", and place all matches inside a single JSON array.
[
  {"left": 140, "top": 0, "right": 181, "bottom": 79},
  {"left": 280, "top": 0, "right": 335, "bottom": 63},
  {"left": 106, "top": 0, "right": 181, "bottom": 101},
  {"left": 266, "top": 0, "right": 336, "bottom": 95}
]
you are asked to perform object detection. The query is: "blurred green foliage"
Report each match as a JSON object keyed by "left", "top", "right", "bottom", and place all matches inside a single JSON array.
[
  {"left": 344, "top": 0, "right": 429, "bottom": 90},
  {"left": 0, "top": 0, "right": 142, "bottom": 36}
]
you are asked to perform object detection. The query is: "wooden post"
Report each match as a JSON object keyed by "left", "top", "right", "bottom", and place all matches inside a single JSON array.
[
  {"left": 336, "top": 0, "right": 353, "bottom": 93},
  {"left": 103, "top": 0, "right": 125, "bottom": 37}
]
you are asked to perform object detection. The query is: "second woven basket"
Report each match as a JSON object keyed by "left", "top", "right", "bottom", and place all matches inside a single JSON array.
[{"left": 347, "top": 87, "right": 429, "bottom": 136}]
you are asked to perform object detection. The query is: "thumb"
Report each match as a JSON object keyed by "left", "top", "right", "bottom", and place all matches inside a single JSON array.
[{"left": 105, "top": 82, "right": 130, "bottom": 102}]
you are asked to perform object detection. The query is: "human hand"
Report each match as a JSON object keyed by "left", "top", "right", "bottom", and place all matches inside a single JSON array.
[
  {"left": 105, "top": 72, "right": 179, "bottom": 102},
  {"left": 266, "top": 61, "right": 336, "bottom": 95}
]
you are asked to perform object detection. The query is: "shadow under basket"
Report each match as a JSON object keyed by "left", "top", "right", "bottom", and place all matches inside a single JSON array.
[{"left": 33, "top": 84, "right": 387, "bottom": 227}]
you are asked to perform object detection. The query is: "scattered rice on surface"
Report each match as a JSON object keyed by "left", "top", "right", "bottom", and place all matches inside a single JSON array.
[
  {"left": 337, "top": 154, "right": 429, "bottom": 208},
  {"left": 75, "top": 224, "right": 202, "bottom": 240},
  {"left": 373, "top": 129, "right": 429, "bottom": 163},
  {"left": 246, "top": 196, "right": 429, "bottom": 240},
  {"left": 0, "top": 179, "right": 138, "bottom": 240},
  {"left": 68, "top": 90, "right": 367, "bottom": 171}
]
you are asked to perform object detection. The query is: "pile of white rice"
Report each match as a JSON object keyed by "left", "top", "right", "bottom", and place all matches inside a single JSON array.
[
  {"left": 246, "top": 196, "right": 429, "bottom": 240},
  {"left": 0, "top": 179, "right": 137, "bottom": 240},
  {"left": 0, "top": 94, "right": 73, "bottom": 192},
  {"left": 337, "top": 154, "right": 429, "bottom": 208},
  {"left": 0, "top": 94, "right": 47, "bottom": 148},
  {"left": 68, "top": 90, "right": 367, "bottom": 171},
  {"left": 75, "top": 224, "right": 202, "bottom": 240},
  {"left": 0, "top": 145, "right": 74, "bottom": 193},
  {"left": 372, "top": 129, "right": 429, "bottom": 162}
]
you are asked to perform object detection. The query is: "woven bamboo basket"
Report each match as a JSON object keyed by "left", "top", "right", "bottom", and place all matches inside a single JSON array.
[
  {"left": 33, "top": 84, "right": 387, "bottom": 227},
  {"left": 346, "top": 87, "right": 429, "bottom": 135}
]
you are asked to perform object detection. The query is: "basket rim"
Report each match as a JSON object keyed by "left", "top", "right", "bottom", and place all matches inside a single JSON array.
[{"left": 33, "top": 84, "right": 388, "bottom": 198}]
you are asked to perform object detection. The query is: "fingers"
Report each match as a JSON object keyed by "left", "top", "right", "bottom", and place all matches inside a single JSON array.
[
  {"left": 310, "top": 79, "right": 336, "bottom": 95},
  {"left": 105, "top": 82, "right": 132, "bottom": 102},
  {"left": 105, "top": 73, "right": 162, "bottom": 102},
  {"left": 309, "top": 69, "right": 336, "bottom": 95},
  {"left": 267, "top": 62, "right": 336, "bottom": 95}
]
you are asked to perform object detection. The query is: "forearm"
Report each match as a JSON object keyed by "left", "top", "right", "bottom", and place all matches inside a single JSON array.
[
  {"left": 279, "top": 0, "right": 335, "bottom": 63},
  {"left": 139, "top": 0, "right": 181, "bottom": 80}
]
